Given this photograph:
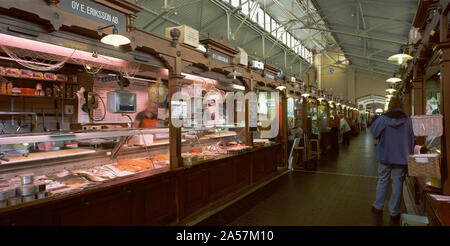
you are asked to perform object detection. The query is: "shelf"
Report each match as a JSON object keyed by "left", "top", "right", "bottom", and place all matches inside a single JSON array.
[
  {"left": 1, "top": 74, "right": 77, "bottom": 84},
  {"left": 182, "top": 124, "right": 245, "bottom": 131},
  {"left": 0, "top": 93, "right": 76, "bottom": 100},
  {"left": 0, "top": 128, "right": 173, "bottom": 145},
  {"left": 0, "top": 111, "right": 36, "bottom": 115}
]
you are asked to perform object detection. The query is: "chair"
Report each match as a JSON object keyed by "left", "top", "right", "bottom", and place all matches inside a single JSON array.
[{"left": 308, "top": 139, "right": 321, "bottom": 160}]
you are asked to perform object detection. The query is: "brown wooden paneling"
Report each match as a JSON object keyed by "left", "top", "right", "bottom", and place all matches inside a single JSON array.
[
  {"left": 136, "top": 174, "right": 177, "bottom": 225},
  {"left": 234, "top": 153, "right": 252, "bottom": 189},
  {"left": 207, "top": 159, "right": 236, "bottom": 202},
  {"left": 180, "top": 165, "right": 208, "bottom": 218},
  {"left": 57, "top": 186, "right": 134, "bottom": 226}
]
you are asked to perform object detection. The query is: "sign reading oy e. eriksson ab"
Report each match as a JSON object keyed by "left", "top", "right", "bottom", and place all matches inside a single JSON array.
[{"left": 59, "top": 0, "right": 127, "bottom": 30}]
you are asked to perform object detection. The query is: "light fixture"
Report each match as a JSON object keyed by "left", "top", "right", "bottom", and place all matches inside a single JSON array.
[
  {"left": 386, "top": 77, "right": 402, "bottom": 83},
  {"left": 386, "top": 88, "right": 396, "bottom": 94},
  {"left": 276, "top": 85, "right": 286, "bottom": 91},
  {"left": 388, "top": 53, "right": 413, "bottom": 65},
  {"left": 386, "top": 94, "right": 393, "bottom": 99},
  {"left": 302, "top": 92, "right": 310, "bottom": 97},
  {"left": 226, "top": 67, "right": 242, "bottom": 80},
  {"left": 98, "top": 25, "right": 131, "bottom": 47}
]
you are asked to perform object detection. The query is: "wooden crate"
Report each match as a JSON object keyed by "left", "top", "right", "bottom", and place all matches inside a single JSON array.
[
  {"left": 234, "top": 47, "right": 248, "bottom": 66},
  {"left": 165, "top": 25, "right": 199, "bottom": 48}
]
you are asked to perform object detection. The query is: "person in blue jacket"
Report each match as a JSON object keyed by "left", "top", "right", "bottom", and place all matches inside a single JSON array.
[{"left": 370, "top": 96, "right": 415, "bottom": 222}]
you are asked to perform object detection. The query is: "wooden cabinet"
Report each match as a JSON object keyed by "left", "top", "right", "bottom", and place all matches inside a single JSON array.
[
  {"left": 57, "top": 186, "right": 135, "bottom": 226},
  {"left": 234, "top": 153, "right": 252, "bottom": 189},
  {"left": 253, "top": 145, "right": 280, "bottom": 183},
  {"left": 135, "top": 173, "right": 177, "bottom": 225},
  {"left": 0, "top": 146, "right": 281, "bottom": 225},
  {"left": 207, "top": 159, "right": 237, "bottom": 202},
  {"left": 180, "top": 165, "right": 208, "bottom": 218},
  {"left": 0, "top": 206, "right": 52, "bottom": 226}
]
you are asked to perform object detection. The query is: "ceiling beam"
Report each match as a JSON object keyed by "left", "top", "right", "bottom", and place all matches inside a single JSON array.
[{"left": 292, "top": 26, "right": 407, "bottom": 45}]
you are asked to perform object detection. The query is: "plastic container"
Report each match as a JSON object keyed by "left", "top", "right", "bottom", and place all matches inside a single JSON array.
[
  {"left": 22, "top": 195, "right": 35, "bottom": 203},
  {"left": 19, "top": 173, "right": 34, "bottom": 185},
  {"left": 36, "top": 192, "right": 46, "bottom": 199},
  {"left": 7, "top": 196, "right": 22, "bottom": 206},
  {"left": 17, "top": 184, "right": 36, "bottom": 196}
]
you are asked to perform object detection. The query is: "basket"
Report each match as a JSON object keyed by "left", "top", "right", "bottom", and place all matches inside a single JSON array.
[
  {"left": 408, "top": 154, "right": 441, "bottom": 178},
  {"left": 411, "top": 115, "right": 443, "bottom": 136}
]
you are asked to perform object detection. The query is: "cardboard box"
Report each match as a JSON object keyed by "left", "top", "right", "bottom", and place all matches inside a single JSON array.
[
  {"left": 401, "top": 214, "right": 429, "bottom": 226},
  {"left": 234, "top": 47, "right": 248, "bottom": 66},
  {"left": 165, "top": 25, "right": 199, "bottom": 48}
]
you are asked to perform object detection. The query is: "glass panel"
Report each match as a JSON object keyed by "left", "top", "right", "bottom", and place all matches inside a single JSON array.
[
  {"left": 271, "top": 19, "right": 278, "bottom": 37},
  {"left": 250, "top": 1, "right": 258, "bottom": 22},
  {"left": 231, "top": 0, "right": 240, "bottom": 7},
  {"left": 257, "top": 7, "right": 264, "bottom": 28},
  {"left": 241, "top": 0, "right": 249, "bottom": 15},
  {"left": 265, "top": 13, "right": 271, "bottom": 32},
  {"left": 287, "top": 33, "right": 291, "bottom": 47},
  {"left": 179, "top": 74, "right": 248, "bottom": 166}
]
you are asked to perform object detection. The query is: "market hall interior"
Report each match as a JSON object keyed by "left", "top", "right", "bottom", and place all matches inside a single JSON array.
[{"left": 0, "top": 0, "right": 448, "bottom": 227}]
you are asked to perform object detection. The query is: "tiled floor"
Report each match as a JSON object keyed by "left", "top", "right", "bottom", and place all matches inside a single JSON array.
[{"left": 197, "top": 131, "right": 405, "bottom": 226}]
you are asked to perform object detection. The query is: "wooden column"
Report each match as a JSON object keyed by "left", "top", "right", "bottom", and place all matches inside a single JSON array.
[
  {"left": 326, "top": 101, "right": 330, "bottom": 125},
  {"left": 281, "top": 92, "right": 288, "bottom": 167},
  {"left": 404, "top": 84, "right": 413, "bottom": 116},
  {"left": 168, "top": 29, "right": 183, "bottom": 169},
  {"left": 302, "top": 99, "right": 308, "bottom": 129},
  {"left": 244, "top": 77, "right": 253, "bottom": 146},
  {"left": 438, "top": 6, "right": 450, "bottom": 195},
  {"left": 412, "top": 61, "right": 426, "bottom": 115}
]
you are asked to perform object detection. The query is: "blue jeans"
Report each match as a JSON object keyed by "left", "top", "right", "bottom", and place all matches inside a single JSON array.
[{"left": 373, "top": 163, "right": 407, "bottom": 216}]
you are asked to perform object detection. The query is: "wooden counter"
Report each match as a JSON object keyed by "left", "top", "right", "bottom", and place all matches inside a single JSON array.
[{"left": 0, "top": 144, "right": 282, "bottom": 225}]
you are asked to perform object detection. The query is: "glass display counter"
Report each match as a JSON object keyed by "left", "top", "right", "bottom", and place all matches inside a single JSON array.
[{"left": 0, "top": 127, "right": 172, "bottom": 208}]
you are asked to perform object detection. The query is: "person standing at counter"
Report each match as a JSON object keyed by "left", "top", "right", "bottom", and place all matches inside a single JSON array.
[
  {"left": 330, "top": 113, "right": 340, "bottom": 151},
  {"left": 134, "top": 101, "right": 159, "bottom": 128},
  {"left": 340, "top": 115, "right": 351, "bottom": 146}
]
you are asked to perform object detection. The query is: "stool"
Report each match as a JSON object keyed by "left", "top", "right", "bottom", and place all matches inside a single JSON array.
[
  {"left": 294, "top": 146, "right": 306, "bottom": 166},
  {"left": 308, "top": 139, "right": 321, "bottom": 160}
]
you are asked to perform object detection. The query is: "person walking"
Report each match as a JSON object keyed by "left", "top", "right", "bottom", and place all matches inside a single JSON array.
[
  {"left": 369, "top": 97, "right": 414, "bottom": 224},
  {"left": 340, "top": 115, "right": 351, "bottom": 146}
]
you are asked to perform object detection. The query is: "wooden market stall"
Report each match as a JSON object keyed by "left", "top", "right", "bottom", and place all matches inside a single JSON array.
[
  {"left": 0, "top": 0, "right": 287, "bottom": 225},
  {"left": 401, "top": 0, "right": 450, "bottom": 226}
]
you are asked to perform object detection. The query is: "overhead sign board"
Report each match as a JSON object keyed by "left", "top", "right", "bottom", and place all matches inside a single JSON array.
[{"left": 60, "top": 0, "right": 127, "bottom": 30}]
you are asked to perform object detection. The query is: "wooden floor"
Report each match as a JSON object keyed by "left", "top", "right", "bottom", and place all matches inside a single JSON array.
[{"left": 197, "top": 131, "right": 406, "bottom": 226}]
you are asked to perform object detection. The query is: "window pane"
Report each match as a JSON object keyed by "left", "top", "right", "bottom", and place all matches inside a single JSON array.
[
  {"left": 250, "top": 2, "right": 258, "bottom": 22},
  {"left": 265, "top": 13, "right": 271, "bottom": 32},
  {"left": 271, "top": 19, "right": 277, "bottom": 36},
  {"left": 286, "top": 33, "right": 290, "bottom": 47},
  {"left": 257, "top": 7, "right": 264, "bottom": 28},
  {"left": 242, "top": 1, "right": 249, "bottom": 15},
  {"left": 278, "top": 26, "right": 284, "bottom": 41},
  {"left": 231, "top": 0, "right": 239, "bottom": 7}
]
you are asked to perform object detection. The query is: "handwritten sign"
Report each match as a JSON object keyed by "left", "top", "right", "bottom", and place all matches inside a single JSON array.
[{"left": 60, "top": 0, "right": 127, "bottom": 30}]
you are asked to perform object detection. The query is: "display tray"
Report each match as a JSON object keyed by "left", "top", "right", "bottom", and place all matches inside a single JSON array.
[
  {"left": 0, "top": 148, "right": 96, "bottom": 165},
  {"left": 202, "top": 132, "right": 237, "bottom": 139},
  {"left": 183, "top": 143, "right": 279, "bottom": 167}
]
